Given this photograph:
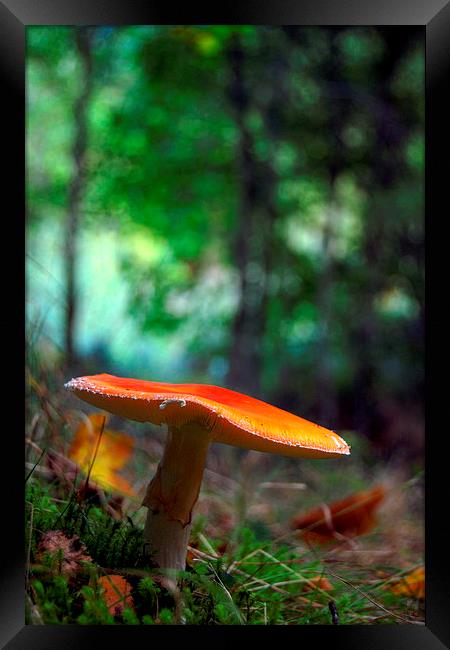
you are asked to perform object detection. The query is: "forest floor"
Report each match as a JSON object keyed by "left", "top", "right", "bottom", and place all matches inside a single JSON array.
[{"left": 25, "top": 363, "right": 425, "bottom": 626}]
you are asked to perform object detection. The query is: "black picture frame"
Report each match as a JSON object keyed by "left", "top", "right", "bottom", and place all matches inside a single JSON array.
[{"left": 5, "top": 0, "right": 449, "bottom": 647}]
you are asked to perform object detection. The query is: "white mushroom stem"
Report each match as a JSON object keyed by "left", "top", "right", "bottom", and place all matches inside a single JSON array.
[{"left": 142, "top": 423, "right": 211, "bottom": 573}]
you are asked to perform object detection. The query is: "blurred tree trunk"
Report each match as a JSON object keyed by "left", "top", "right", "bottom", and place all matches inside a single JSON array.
[
  {"left": 284, "top": 27, "right": 345, "bottom": 425},
  {"left": 225, "top": 31, "right": 283, "bottom": 396},
  {"left": 353, "top": 29, "right": 417, "bottom": 439},
  {"left": 315, "top": 29, "right": 347, "bottom": 426},
  {"left": 316, "top": 198, "right": 338, "bottom": 424},
  {"left": 64, "top": 27, "right": 94, "bottom": 368}
]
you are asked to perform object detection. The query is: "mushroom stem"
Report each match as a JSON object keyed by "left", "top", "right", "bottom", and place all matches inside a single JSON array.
[{"left": 142, "top": 424, "right": 211, "bottom": 572}]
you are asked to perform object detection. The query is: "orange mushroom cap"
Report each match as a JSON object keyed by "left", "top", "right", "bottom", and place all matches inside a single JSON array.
[{"left": 65, "top": 373, "right": 350, "bottom": 459}]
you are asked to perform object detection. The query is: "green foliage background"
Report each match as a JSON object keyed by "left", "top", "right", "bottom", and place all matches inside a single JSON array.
[{"left": 26, "top": 25, "right": 424, "bottom": 459}]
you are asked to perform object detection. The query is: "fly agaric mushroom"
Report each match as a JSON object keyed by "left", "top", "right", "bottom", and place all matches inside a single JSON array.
[{"left": 65, "top": 373, "right": 350, "bottom": 573}]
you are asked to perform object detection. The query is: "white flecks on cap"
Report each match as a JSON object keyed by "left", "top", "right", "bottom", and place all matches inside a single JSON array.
[{"left": 159, "top": 398, "right": 187, "bottom": 410}]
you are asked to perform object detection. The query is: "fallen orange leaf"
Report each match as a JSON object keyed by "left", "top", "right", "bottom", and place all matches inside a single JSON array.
[
  {"left": 302, "top": 575, "right": 333, "bottom": 592},
  {"left": 98, "top": 574, "right": 134, "bottom": 616},
  {"left": 291, "top": 485, "right": 386, "bottom": 543},
  {"left": 69, "top": 414, "right": 136, "bottom": 497},
  {"left": 389, "top": 566, "right": 425, "bottom": 600}
]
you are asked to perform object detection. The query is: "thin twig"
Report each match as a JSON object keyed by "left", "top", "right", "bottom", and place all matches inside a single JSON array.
[
  {"left": 198, "top": 533, "right": 220, "bottom": 558},
  {"left": 324, "top": 568, "right": 425, "bottom": 625},
  {"left": 82, "top": 416, "right": 106, "bottom": 497},
  {"left": 25, "top": 447, "right": 47, "bottom": 484},
  {"left": 26, "top": 502, "right": 34, "bottom": 585},
  {"left": 258, "top": 548, "right": 332, "bottom": 599}
]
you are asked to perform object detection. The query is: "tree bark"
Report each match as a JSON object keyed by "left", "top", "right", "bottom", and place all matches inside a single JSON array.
[
  {"left": 225, "top": 30, "right": 283, "bottom": 397},
  {"left": 64, "top": 28, "right": 94, "bottom": 368},
  {"left": 315, "top": 30, "right": 347, "bottom": 425},
  {"left": 353, "top": 29, "right": 419, "bottom": 438}
]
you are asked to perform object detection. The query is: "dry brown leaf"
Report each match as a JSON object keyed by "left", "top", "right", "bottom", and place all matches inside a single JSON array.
[{"left": 291, "top": 485, "right": 386, "bottom": 543}]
